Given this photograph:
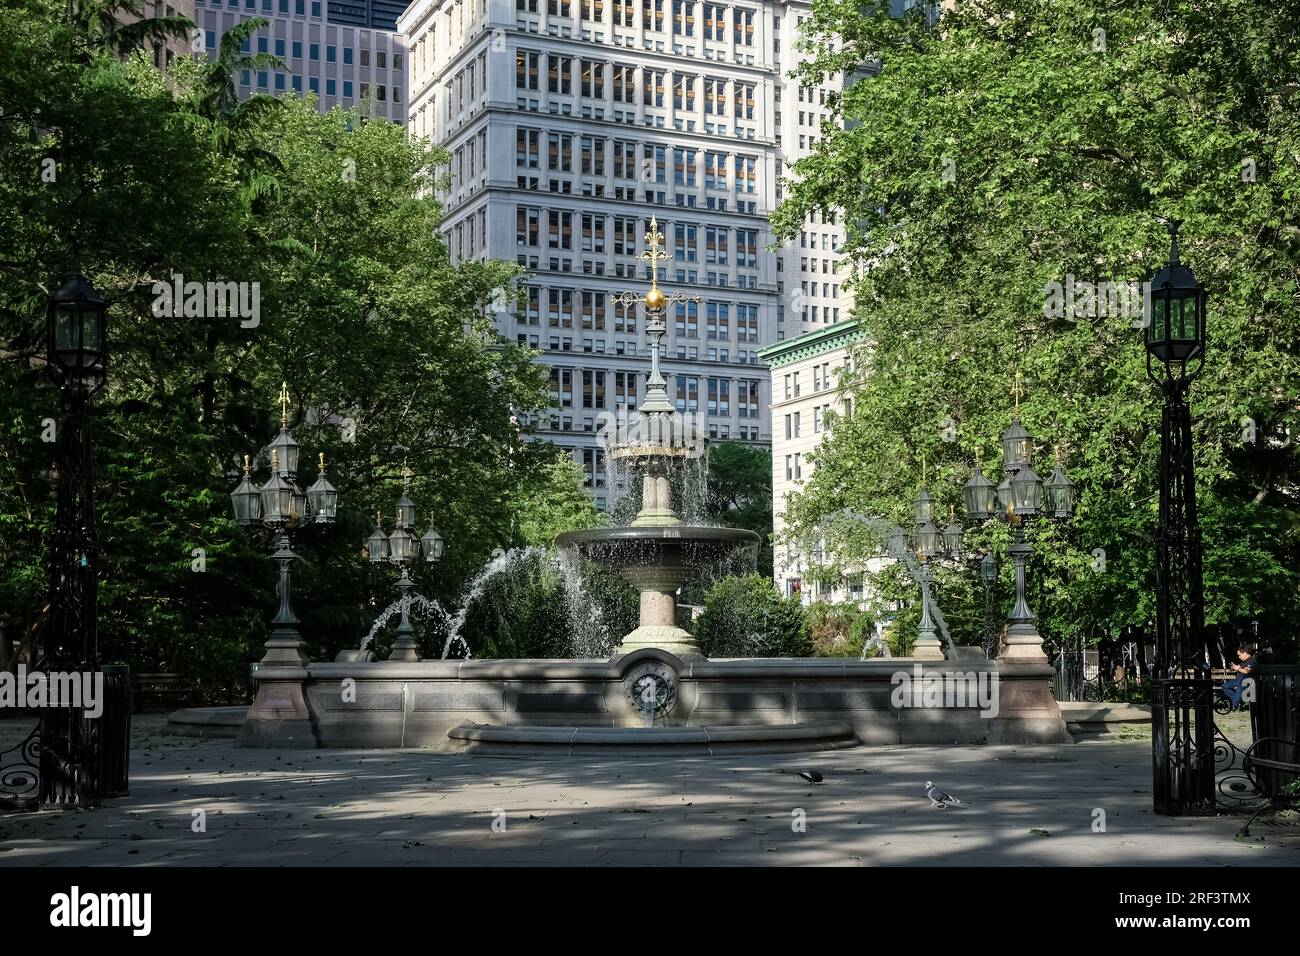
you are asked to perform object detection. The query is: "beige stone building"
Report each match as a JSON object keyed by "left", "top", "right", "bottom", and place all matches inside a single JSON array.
[{"left": 758, "top": 317, "right": 870, "bottom": 604}]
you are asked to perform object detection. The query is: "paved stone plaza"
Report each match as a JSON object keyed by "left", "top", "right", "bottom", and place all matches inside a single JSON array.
[{"left": 1, "top": 715, "right": 1296, "bottom": 866}]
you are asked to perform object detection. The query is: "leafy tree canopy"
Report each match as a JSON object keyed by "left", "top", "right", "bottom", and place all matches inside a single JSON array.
[
  {"left": 0, "top": 1, "right": 594, "bottom": 682},
  {"left": 773, "top": 0, "right": 1300, "bottom": 658}
]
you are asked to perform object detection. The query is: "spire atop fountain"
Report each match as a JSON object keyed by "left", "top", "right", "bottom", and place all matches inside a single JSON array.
[
  {"left": 606, "top": 217, "right": 706, "bottom": 527},
  {"left": 612, "top": 216, "right": 698, "bottom": 416}
]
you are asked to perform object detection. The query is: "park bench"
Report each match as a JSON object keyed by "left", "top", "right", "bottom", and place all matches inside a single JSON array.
[{"left": 1237, "top": 737, "right": 1300, "bottom": 836}]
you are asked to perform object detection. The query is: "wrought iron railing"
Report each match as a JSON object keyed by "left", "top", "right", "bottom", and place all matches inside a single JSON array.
[{"left": 0, "top": 724, "right": 41, "bottom": 803}]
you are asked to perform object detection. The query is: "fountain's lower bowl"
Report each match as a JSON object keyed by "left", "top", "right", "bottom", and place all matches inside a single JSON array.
[{"left": 556, "top": 525, "right": 761, "bottom": 660}]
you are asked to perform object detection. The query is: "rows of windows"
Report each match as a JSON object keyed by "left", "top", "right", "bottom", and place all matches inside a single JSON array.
[
  {"left": 210, "top": 19, "right": 404, "bottom": 108},
  {"left": 198, "top": 0, "right": 323, "bottom": 18},
  {"left": 784, "top": 402, "right": 836, "bottom": 439},
  {"left": 515, "top": 0, "right": 756, "bottom": 46},
  {"left": 442, "top": 51, "right": 489, "bottom": 124},
  {"left": 236, "top": 69, "right": 399, "bottom": 102},
  {"left": 514, "top": 54, "right": 757, "bottom": 120},
  {"left": 545, "top": 368, "right": 761, "bottom": 418},
  {"left": 449, "top": 209, "right": 489, "bottom": 262},
  {"left": 780, "top": 358, "right": 851, "bottom": 401},
  {"left": 514, "top": 205, "right": 759, "bottom": 270},
  {"left": 451, "top": 129, "right": 489, "bottom": 189},
  {"left": 512, "top": 127, "right": 760, "bottom": 212},
  {"left": 516, "top": 283, "right": 760, "bottom": 342},
  {"left": 213, "top": 20, "right": 403, "bottom": 73}
]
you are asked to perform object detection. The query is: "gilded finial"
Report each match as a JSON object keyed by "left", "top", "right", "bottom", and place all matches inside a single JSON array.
[
  {"left": 278, "top": 381, "right": 291, "bottom": 427},
  {"left": 243, "top": 454, "right": 252, "bottom": 477},
  {"left": 641, "top": 216, "right": 669, "bottom": 311},
  {"left": 375, "top": 510, "right": 382, "bottom": 527},
  {"left": 1012, "top": 370, "right": 1024, "bottom": 414},
  {"left": 401, "top": 462, "right": 414, "bottom": 489},
  {"left": 318, "top": 452, "right": 326, "bottom": 474}
]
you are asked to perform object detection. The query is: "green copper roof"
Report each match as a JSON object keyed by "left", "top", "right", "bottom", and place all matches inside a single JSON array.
[{"left": 758, "top": 318, "right": 864, "bottom": 369}]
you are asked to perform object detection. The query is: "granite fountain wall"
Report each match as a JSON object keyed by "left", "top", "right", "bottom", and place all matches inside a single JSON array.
[{"left": 238, "top": 648, "right": 1070, "bottom": 749}]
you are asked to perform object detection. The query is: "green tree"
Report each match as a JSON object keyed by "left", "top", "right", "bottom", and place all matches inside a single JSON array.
[
  {"left": 513, "top": 448, "right": 605, "bottom": 545},
  {"left": 693, "top": 574, "right": 812, "bottom": 658},
  {"left": 773, "top": 0, "right": 1300, "bottom": 660},
  {"left": 705, "top": 441, "right": 774, "bottom": 577},
  {"left": 0, "top": 5, "right": 578, "bottom": 686}
]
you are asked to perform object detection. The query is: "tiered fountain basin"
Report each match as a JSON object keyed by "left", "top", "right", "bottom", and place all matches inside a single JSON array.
[
  {"left": 217, "top": 647, "right": 1069, "bottom": 750},
  {"left": 554, "top": 525, "right": 760, "bottom": 661}
]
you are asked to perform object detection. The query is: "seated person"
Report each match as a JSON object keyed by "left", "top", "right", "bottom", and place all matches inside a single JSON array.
[{"left": 1221, "top": 645, "right": 1257, "bottom": 709}]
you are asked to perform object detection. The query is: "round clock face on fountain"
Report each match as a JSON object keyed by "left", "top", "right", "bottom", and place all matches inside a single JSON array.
[{"left": 624, "top": 662, "right": 677, "bottom": 719}]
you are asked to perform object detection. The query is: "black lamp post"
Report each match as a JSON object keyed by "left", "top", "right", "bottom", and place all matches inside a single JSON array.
[
  {"left": 885, "top": 486, "right": 963, "bottom": 660},
  {"left": 231, "top": 385, "right": 340, "bottom": 666},
  {"left": 1144, "top": 220, "right": 1214, "bottom": 816},
  {"left": 979, "top": 552, "right": 1000, "bottom": 658},
  {"left": 962, "top": 413, "right": 1075, "bottom": 663},
  {"left": 365, "top": 467, "right": 445, "bottom": 661},
  {"left": 40, "top": 274, "right": 111, "bottom": 807}
]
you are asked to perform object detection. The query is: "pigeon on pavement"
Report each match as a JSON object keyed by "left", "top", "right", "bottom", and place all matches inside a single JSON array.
[{"left": 925, "top": 781, "right": 965, "bottom": 808}]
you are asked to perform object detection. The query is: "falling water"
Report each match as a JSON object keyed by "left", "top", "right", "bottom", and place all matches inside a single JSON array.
[
  {"left": 555, "top": 548, "right": 618, "bottom": 659},
  {"left": 440, "top": 547, "right": 546, "bottom": 659},
  {"left": 359, "top": 592, "right": 451, "bottom": 654},
  {"left": 360, "top": 603, "right": 402, "bottom": 653}
]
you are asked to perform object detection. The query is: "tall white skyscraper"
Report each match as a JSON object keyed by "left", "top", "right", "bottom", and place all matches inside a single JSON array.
[{"left": 399, "top": 0, "right": 851, "bottom": 505}]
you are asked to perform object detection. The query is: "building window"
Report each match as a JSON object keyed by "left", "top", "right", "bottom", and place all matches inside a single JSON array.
[
  {"left": 516, "top": 51, "right": 539, "bottom": 90},
  {"left": 548, "top": 132, "right": 574, "bottom": 172},
  {"left": 672, "top": 0, "right": 694, "bottom": 36},
  {"left": 550, "top": 367, "right": 574, "bottom": 407},
  {"left": 548, "top": 54, "right": 573, "bottom": 95},
  {"left": 517, "top": 127, "right": 541, "bottom": 168},
  {"left": 673, "top": 74, "right": 695, "bottom": 111},
  {"left": 517, "top": 206, "right": 541, "bottom": 246},
  {"left": 734, "top": 8, "right": 754, "bottom": 46},
  {"left": 548, "top": 209, "right": 573, "bottom": 249},
  {"left": 675, "top": 376, "right": 699, "bottom": 414},
  {"left": 548, "top": 289, "right": 575, "bottom": 329},
  {"left": 642, "top": 0, "right": 664, "bottom": 31},
  {"left": 580, "top": 59, "right": 604, "bottom": 98},
  {"left": 581, "top": 290, "right": 606, "bottom": 329},
  {"left": 642, "top": 69, "right": 664, "bottom": 107},
  {"left": 580, "top": 136, "right": 606, "bottom": 176},
  {"left": 733, "top": 82, "right": 755, "bottom": 119}
]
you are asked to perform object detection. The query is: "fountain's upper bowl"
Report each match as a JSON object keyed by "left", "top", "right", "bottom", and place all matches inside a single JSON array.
[{"left": 555, "top": 525, "right": 761, "bottom": 573}]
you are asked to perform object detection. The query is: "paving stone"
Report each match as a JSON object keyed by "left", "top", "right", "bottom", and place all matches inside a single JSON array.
[{"left": 1, "top": 717, "right": 1293, "bottom": 865}]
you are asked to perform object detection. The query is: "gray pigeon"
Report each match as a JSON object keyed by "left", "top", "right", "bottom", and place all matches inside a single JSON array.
[
  {"left": 798, "top": 770, "right": 824, "bottom": 784},
  {"left": 925, "top": 781, "right": 965, "bottom": 809}
]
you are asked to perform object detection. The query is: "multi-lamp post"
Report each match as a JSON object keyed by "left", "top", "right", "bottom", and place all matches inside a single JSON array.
[
  {"left": 230, "top": 384, "right": 340, "bottom": 665},
  {"left": 962, "top": 399, "right": 1075, "bottom": 663},
  {"left": 886, "top": 486, "right": 964, "bottom": 661},
  {"left": 365, "top": 467, "right": 445, "bottom": 661}
]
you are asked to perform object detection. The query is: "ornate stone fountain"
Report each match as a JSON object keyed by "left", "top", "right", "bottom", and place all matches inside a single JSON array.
[
  {"left": 556, "top": 218, "right": 759, "bottom": 661},
  {"left": 219, "top": 220, "right": 1070, "bottom": 752}
]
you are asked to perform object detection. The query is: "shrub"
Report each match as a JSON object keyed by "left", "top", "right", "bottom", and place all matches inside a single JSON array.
[
  {"left": 807, "top": 602, "right": 867, "bottom": 657},
  {"left": 694, "top": 574, "right": 812, "bottom": 658}
]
